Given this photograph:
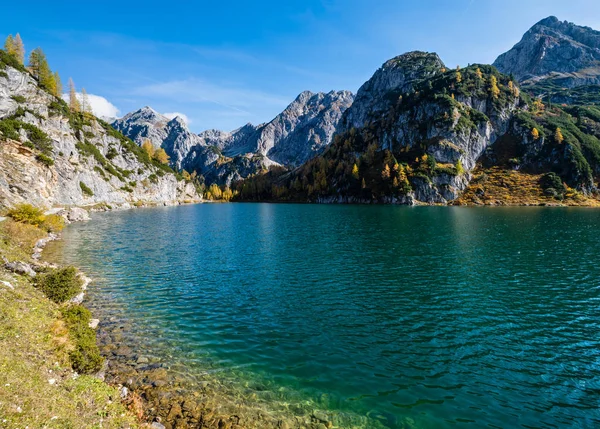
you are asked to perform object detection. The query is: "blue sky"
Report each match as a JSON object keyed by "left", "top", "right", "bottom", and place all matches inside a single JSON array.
[{"left": 2, "top": 0, "right": 599, "bottom": 132}]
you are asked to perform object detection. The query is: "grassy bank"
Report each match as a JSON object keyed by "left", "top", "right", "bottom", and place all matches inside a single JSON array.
[{"left": 0, "top": 211, "right": 142, "bottom": 428}]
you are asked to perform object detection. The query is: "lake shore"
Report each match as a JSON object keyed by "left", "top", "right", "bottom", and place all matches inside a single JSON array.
[{"left": 40, "top": 206, "right": 387, "bottom": 429}]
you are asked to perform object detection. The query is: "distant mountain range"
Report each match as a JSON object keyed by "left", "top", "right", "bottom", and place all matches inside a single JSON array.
[
  {"left": 113, "top": 90, "right": 354, "bottom": 185},
  {"left": 112, "top": 16, "right": 600, "bottom": 195},
  {"left": 4, "top": 15, "right": 597, "bottom": 210}
]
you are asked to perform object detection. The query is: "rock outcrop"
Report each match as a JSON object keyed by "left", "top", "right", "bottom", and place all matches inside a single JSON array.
[
  {"left": 339, "top": 51, "right": 445, "bottom": 133},
  {"left": 0, "top": 62, "right": 200, "bottom": 210},
  {"left": 112, "top": 107, "right": 203, "bottom": 170},
  {"left": 493, "top": 16, "right": 600, "bottom": 87}
]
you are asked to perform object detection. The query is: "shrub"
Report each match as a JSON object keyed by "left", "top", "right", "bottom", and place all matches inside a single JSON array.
[
  {"left": 60, "top": 305, "right": 104, "bottom": 374},
  {"left": 35, "top": 266, "right": 83, "bottom": 304},
  {"left": 79, "top": 181, "right": 94, "bottom": 197},
  {"left": 36, "top": 153, "right": 54, "bottom": 166},
  {"left": 106, "top": 147, "right": 118, "bottom": 160},
  {"left": 6, "top": 203, "right": 45, "bottom": 226},
  {"left": 11, "top": 95, "right": 26, "bottom": 103},
  {"left": 41, "top": 214, "right": 65, "bottom": 232},
  {"left": 540, "top": 172, "right": 566, "bottom": 196}
]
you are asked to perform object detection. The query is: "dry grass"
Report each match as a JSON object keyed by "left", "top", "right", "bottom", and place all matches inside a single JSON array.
[
  {"left": 0, "top": 219, "right": 47, "bottom": 261},
  {"left": 454, "top": 167, "right": 600, "bottom": 206}
]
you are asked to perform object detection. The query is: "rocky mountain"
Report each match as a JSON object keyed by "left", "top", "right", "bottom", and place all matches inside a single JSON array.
[
  {"left": 115, "top": 90, "right": 354, "bottom": 185},
  {"left": 235, "top": 49, "right": 600, "bottom": 205},
  {"left": 494, "top": 16, "right": 600, "bottom": 89},
  {"left": 112, "top": 107, "right": 203, "bottom": 170},
  {"left": 338, "top": 51, "right": 445, "bottom": 133},
  {"left": 0, "top": 54, "right": 199, "bottom": 210}
]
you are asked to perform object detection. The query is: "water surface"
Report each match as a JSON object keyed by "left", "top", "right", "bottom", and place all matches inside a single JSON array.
[{"left": 47, "top": 204, "right": 600, "bottom": 428}]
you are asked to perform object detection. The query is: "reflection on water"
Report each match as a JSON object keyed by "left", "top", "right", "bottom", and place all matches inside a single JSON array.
[{"left": 45, "top": 204, "right": 600, "bottom": 428}]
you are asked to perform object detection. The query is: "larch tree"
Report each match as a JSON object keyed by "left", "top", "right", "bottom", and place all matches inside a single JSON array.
[
  {"left": 13, "top": 33, "right": 24, "bottom": 64},
  {"left": 154, "top": 148, "right": 170, "bottom": 165},
  {"left": 4, "top": 35, "right": 15, "bottom": 56},
  {"left": 381, "top": 163, "right": 391, "bottom": 180},
  {"left": 53, "top": 72, "right": 62, "bottom": 97},
  {"left": 352, "top": 163, "right": 359, "bottom": 180},
  {"left": 489, "top": 75, "right": 500, "bottom": 99},
  {"left": 141, "top": 139, "right": 155, "bottom": 158},
  {"left": 555, "top": 128, "right": 564, "bottom": 144},
  {"left": 68, "top": 78, "right": 80, "bottom": 113},
  {"left": 81, "top": 88, "right": 92, "bottom": 115},
  {"left": 531, "top": 128, "right": 540, "bottom": 140}
]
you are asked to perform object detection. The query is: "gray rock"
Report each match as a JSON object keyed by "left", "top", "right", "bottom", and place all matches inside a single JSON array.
[
  {"left": 0, "top": 66, "right": 201, "bottom": 211},
  {"left": 69, "top": 292, "right": 85, "bottom": 305},
  {"left": 0, "top": 280, "right": 14, "bottom": 290},
  {"left": 60, "top": 207, "right": 90, "bottom": 222},
  {"left": 151, "top": 423, "right": 166, "bottom": 429},
  {"left": 494, "top": 16, "right": 600, "bottom": 87},
  {"left": 338, "top": 51, "right": 445, "bottom": 133},
  {"left": 89, "top": 319, "right": 99, "bottom": 329},
  {"left": 4, "top": 261, "right": 36, "bottom": 277}
]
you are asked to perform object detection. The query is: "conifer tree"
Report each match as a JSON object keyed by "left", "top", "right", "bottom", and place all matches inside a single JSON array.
[
  {"left": 531, "top": 128, "right": 540, "bottom": 140},
  {"left": 53, "top": 72, "right": 62, "bottom": 97},
  {"left": 4, "top": 35, "right": 15, "bottom": 56},
  {"left": 28, "top": 48, "right": 41, "bottom": 78},
  {"left": 68, "top": 78, "right": 80, "bottom": 113},
  {"left": 81, "top": 88, "right": 92, "bottom": 115},
  {"left": 489, "top": 75, "right": 500, "bottom": 99},
  {"left": 154, "top": 148, "right": 170, "bottom": 165},
  {"left": 13, "top": 33, "right": 24, "bottom": 64},
  {"left": 455, "top": 159, "right": 464, "bottom": 175},
  {"left": 352, "top": 163, "right": 359, "bottom": 180},
  {"left": 555, "top": 127, "right": 564, "bottom": 144},
  {"left": 141, "top": 139, "right": 155, "bottom": 158},
  {"left": 381, "top": 163, "right": 391, "bottom": 180}
]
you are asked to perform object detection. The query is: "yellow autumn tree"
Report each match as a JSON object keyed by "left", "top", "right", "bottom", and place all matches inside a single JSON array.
[
  {"left": 141, "top": 139, "right": 155, "bottom": 158},
  {"left": 455, "top": 159, "right": 464, "bottom": 175},
  {"left": 381, "top": 163, "right": 391, "bottom": 180},
  {"left": 489, "top": 76, "right": 500, "bottom": 99},
  {"left": 153, "top": 148, "right": 170, "bottom": 164},
  {"left": 531, "top": 128, "right": 540, "bottom": 140},
  {"left": 352, "top": 163, "right": 359, "bottom": 179},
  {"left": 68, "top": 78, "right": 80, "bottom": 113},
  {"left": 475, "top": 68, "right": 483, "bottom": 80},
  {"left": 555, "top": 128, "right": 564, "bottom": 144}
]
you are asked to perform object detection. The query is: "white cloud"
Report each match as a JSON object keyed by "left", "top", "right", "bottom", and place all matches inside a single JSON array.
[
  {"left": 61, "top": 92, "right": 120, "bottom": 119},
  {"left": 163, "top": 112, "right": 191, "bottom": 124}
]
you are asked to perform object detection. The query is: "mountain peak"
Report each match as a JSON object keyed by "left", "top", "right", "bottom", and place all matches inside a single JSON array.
[
  {"left": 535, "top": 16, "right": 560, "bottom": 28},
  {"left": 493, "top": 16, "right": 600, "bottom": 84},
  {"left": 339, "top": 50, "right": 444, "bottom": 132}
]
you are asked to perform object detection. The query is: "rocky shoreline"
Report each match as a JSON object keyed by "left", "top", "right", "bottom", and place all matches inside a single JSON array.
[{"left": 39, "top": 206, "right": 391, "bottom": 429}]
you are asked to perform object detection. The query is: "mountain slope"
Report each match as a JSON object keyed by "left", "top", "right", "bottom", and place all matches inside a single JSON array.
[
  {"left": 115, "top": 90, "right": 354, "bottom": 185},
  {"left": 235, "top": 52, "right": 600, "bottom": 205},
  {"left": 112, "top": 107, "right": 203, "bottom": 170},
  {"left": 0, "top": 53, "right": 199, "bottom": 210},
  {"left": 494, "top": 16, "right": 600, "bottom": 107}
]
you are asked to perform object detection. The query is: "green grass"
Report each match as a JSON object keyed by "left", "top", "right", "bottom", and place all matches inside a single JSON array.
[{"left": 0, "top": 219, "right": 140, "bottom": 428}]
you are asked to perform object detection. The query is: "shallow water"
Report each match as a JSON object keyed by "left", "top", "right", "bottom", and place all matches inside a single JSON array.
[{"left": 46, "top": 204, "right": 600, "bottom": 428}]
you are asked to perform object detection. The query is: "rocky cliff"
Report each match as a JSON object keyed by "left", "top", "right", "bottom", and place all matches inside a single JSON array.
[
  {"left": 112, "top": 107, "right": 203, "bottom": 170},
  {"left": 494, "top": 16, "right": 600, "bottom": 89},
  {"left": 0, "top": 56, "right": 199, "bottom": 210},
  {"left": 235, "top": 50, "right": 600, "bottom": 205},
  {"left": 116, "top": 90, "right": 354, "bottom": 185}
]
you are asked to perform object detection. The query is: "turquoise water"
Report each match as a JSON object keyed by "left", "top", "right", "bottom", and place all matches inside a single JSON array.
[{"left": 50, "top": 204, "right": 600, "bottom": 428}]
